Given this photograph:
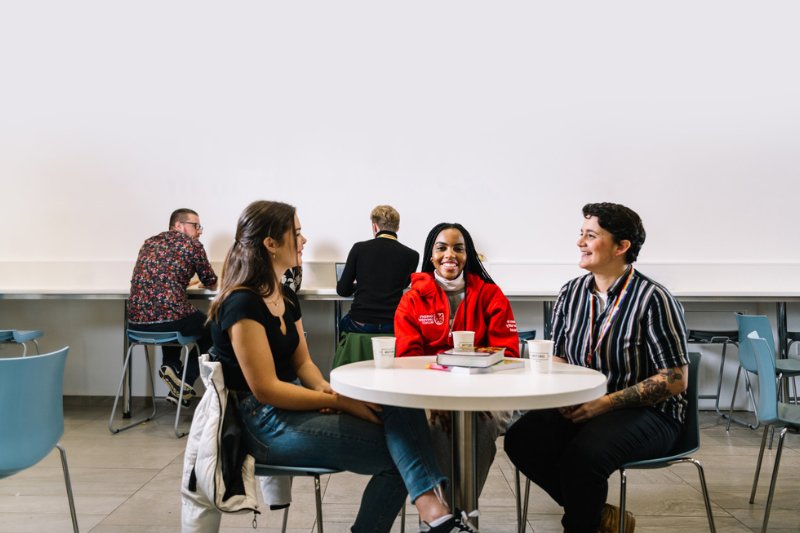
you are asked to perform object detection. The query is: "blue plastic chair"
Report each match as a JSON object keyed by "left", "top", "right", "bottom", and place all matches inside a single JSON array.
[
  {"left": 618, "top": 352, "right": 716, "bottom": 532},
  {"left": 0, "top": 329, "right": 44, "bottom": 357},
  {"left": 109, "top": 330, "right": 200, "bottom": 438},
  {"left": 731, "top": 315, "right": 800, "bottom": 431},
  {"left": 0, "top": 347, "right": 79, "bottom": 532},
  {"left": 746, "top": 331, "right": 800, "bottom": 533}
]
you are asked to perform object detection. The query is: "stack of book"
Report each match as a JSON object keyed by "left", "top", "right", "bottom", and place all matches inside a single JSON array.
[{"left": 433, "top": 346, "right": 524, "bottom": 374}]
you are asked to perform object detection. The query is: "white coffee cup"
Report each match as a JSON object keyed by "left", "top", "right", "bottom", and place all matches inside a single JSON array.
[
  {"left": 372, "top": 337, "right": 396, "bottom": 369},
  {"left": 527, "top": 339, "right": 554, "bottom": 374},
  {"left": 452, "top": 331, "right": 475, "bottom": 351}
]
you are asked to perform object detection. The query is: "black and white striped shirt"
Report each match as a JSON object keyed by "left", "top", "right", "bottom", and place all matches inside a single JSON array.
[{"left": 551, "top": 266, "right": 689, "bottom": 424}]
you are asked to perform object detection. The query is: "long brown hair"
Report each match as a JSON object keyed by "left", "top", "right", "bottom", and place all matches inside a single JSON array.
[{"left": 207, "top": 200, "right": 297, "bottom": 323}]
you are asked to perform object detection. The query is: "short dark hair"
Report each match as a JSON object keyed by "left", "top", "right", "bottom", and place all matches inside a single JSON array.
[
  {"left": 421, "top": 222, "right": 494, "bottom": 284},
  {"left": 582, "top": 203, "right": 646, "bottom": 264},
  {"left": 169, "top": 208, "right": 199, "bottom": 230}
]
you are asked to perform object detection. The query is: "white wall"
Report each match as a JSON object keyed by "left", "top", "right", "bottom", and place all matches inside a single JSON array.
[
  {"left": 2, "top": 1, "right": 799, "bottom": 268},
  {"left": 2, "top": 2, "right": 800, "bottom": 408}
]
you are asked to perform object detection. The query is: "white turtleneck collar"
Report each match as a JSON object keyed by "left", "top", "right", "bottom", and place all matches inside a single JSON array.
[{"left": 434, "top": 271, "right": 466, "bottom": 292}]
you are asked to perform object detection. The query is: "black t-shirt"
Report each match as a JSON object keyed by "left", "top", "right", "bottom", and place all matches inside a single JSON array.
[{"left": 210, "top": 286, "right": 302, "bottom": 392}]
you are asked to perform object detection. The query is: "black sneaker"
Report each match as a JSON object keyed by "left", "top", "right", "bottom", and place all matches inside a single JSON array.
[
  {"left": 166, "top": 391, "right": 191, "bottom": 408},
  {"left": 419, "top": 510, "right": 480, "bottom": 533},
  {"left": 159, "top": 365, "right": 196, "bottom": 400}
]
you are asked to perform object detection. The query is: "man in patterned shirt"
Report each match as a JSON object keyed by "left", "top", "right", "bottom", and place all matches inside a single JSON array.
[{"left": 127, "top": 208, "right": 218, "bottom": 407}]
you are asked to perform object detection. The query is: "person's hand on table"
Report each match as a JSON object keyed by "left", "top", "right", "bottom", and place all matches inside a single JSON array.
[
  {"left": 188, "top": 279, "right": 201, "bottom": 288},
  {"left": 559, "top": 395, "right": 613, "bottom": 423}
]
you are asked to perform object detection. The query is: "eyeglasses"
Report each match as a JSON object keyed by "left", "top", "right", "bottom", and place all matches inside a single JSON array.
[{"left": 180, "top": 221, "right": 203, "bottom": 231}]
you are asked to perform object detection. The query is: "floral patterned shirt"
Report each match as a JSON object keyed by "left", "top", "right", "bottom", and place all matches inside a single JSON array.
[{"left": 127, "top": 230, "right": 218, "bottom": 324}]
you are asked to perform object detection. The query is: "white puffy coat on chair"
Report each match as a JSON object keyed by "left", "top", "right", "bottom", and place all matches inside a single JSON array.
[{"left": 181, "top": 354, "right": 259, "bottom": 532}]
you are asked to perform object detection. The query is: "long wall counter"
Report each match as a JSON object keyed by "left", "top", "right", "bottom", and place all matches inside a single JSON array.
[{"left": 3, "top": 262, "right": 800, "bottom": 412}]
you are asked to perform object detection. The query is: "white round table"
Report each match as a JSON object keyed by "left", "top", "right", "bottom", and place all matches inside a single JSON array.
[{"left": 330, "top": 357, "right": 608, "bottom": 520}]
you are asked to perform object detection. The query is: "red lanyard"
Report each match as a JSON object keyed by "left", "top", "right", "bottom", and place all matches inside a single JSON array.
[{"left": 587, "top": 268, "right": 635, "bottom": 366}]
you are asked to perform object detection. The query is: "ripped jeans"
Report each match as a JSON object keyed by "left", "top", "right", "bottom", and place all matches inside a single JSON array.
[{"left": 237, "top": 393, "right": 448, "bottom": 533}]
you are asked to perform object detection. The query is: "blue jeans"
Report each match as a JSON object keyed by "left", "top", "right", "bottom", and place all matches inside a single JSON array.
[
  {"left": 237, "top": 393, "right": 447, "bottom": 533},
  {"left": 339, "top": 314, "right": 394, "bottom": 334}
]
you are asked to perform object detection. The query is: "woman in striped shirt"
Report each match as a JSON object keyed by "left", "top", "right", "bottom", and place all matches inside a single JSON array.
[{"left": 504, "top": 203, "right": 689, "bottom": 533}]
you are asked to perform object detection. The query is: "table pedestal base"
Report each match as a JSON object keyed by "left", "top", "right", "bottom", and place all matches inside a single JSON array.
[{"left": 452, "top": 411, "right": 479, "bottom": 528}]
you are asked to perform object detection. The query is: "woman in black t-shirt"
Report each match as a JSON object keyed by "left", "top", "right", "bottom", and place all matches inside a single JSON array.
[{"left": 207, "top": 201, "right": 477, "bottom": 533}]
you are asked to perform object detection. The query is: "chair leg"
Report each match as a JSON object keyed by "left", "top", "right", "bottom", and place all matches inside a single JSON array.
[
  {"left": 619, "top": 468, "right": 628, "bottom": 533},
  {"left": 750, "top": 424, "right": 770, "bottom": 504},
  {"left": 314, "top": 474, "right": 324, "bottom": 533},
  {"left": 743, "top": 372, "right": 760, "bottom": 430},
  {"left": 56, "top": 444, "right": 80, "bottom": 533},
  {"left": 515, "top": 468, "right": 522, "bottom": 533},
  {"left": 726, "top": 367, "right": 759, "bottom": 430},
  {"left": 21, "top": 342, "right": 27, "bottom": 357},
  {"left": 726, "top": 366, "right": 742, "bottom": 431},
  {"left": 400, "top": 500, "right": 406, "bottom": 532},
  {"left": 281, "top": 506, "right": 289, "bottom": 533},
  {"left": 32, "top": 338, "right": 41, "bottom": 355},
  {"left": 712, "top": 342, "right": 728, "bottom": 417},
  {"left": 110, "top": 344, "right": 158, "bottom": 433},
  {"left": 522, "top": 476, "right": 531, "bottom": 533},
  {"left": 669, "top": 458, "right": 716, "bottom": 533},
  {"left": 760, "top": 427, "right": 788, "bottom": 533},
  {"left": 173, "top": 343, "right": 194, "bottom": 438}
]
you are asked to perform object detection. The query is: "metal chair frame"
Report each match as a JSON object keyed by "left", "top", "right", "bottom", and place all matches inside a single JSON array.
[
  {"left": 254, "top": 464, "right": 405, "bottom": 533},
  {"left": 687, "top": 329, "right": 738, "bottom": 419},
  {"left": 0, "top": 329, "right": 43, "bottom": 357},
  {"left": 109, "top": 330, "right": 199, "bottom": 438}
]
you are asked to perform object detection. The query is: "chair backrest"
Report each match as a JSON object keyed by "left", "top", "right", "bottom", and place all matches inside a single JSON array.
[
  {"left": 0, "top": 347, "right": 69, "bottom": 479},
  {"left": 670, "top": 352, "right": 702, "bottom": 455},
  {"left": 748, "top": 331, "right": 781, "bottom": 425},
  {"left": 331, "top": 332, "right": 393, "bottom": 369},
  {"left": 735, "top": 314, "right": 775, "bottom": 373}
]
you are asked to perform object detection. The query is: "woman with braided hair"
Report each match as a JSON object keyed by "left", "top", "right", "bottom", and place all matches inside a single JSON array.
[{"left": 395, "top": 222, "right": 519, "bottom": 498}]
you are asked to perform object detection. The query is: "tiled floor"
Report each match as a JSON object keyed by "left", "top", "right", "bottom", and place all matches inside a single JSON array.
[{"left": 2, "top": 404, "right": 800, "bottom": 533}]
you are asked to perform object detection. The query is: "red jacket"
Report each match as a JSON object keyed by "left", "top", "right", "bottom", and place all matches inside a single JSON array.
[{"left": 395, "top": 271, "right": 519, "bottom": 358}]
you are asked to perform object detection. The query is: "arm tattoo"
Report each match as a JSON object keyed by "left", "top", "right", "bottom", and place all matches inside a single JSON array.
[
  {"left": 660, "top": 368, "right": 683, "bottom": 384},
  {"left": 608, "top": 368, "right": 684, "bottom": 410}
]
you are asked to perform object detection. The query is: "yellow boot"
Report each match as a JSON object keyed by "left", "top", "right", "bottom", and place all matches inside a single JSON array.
[{"left": 597, "top": 503, "right": 635, "bottom": 533}]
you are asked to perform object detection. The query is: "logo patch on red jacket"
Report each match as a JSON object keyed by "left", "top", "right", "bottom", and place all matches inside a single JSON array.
[{"left": 418, "top": 313, "right": 447, "bottom": 325}]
